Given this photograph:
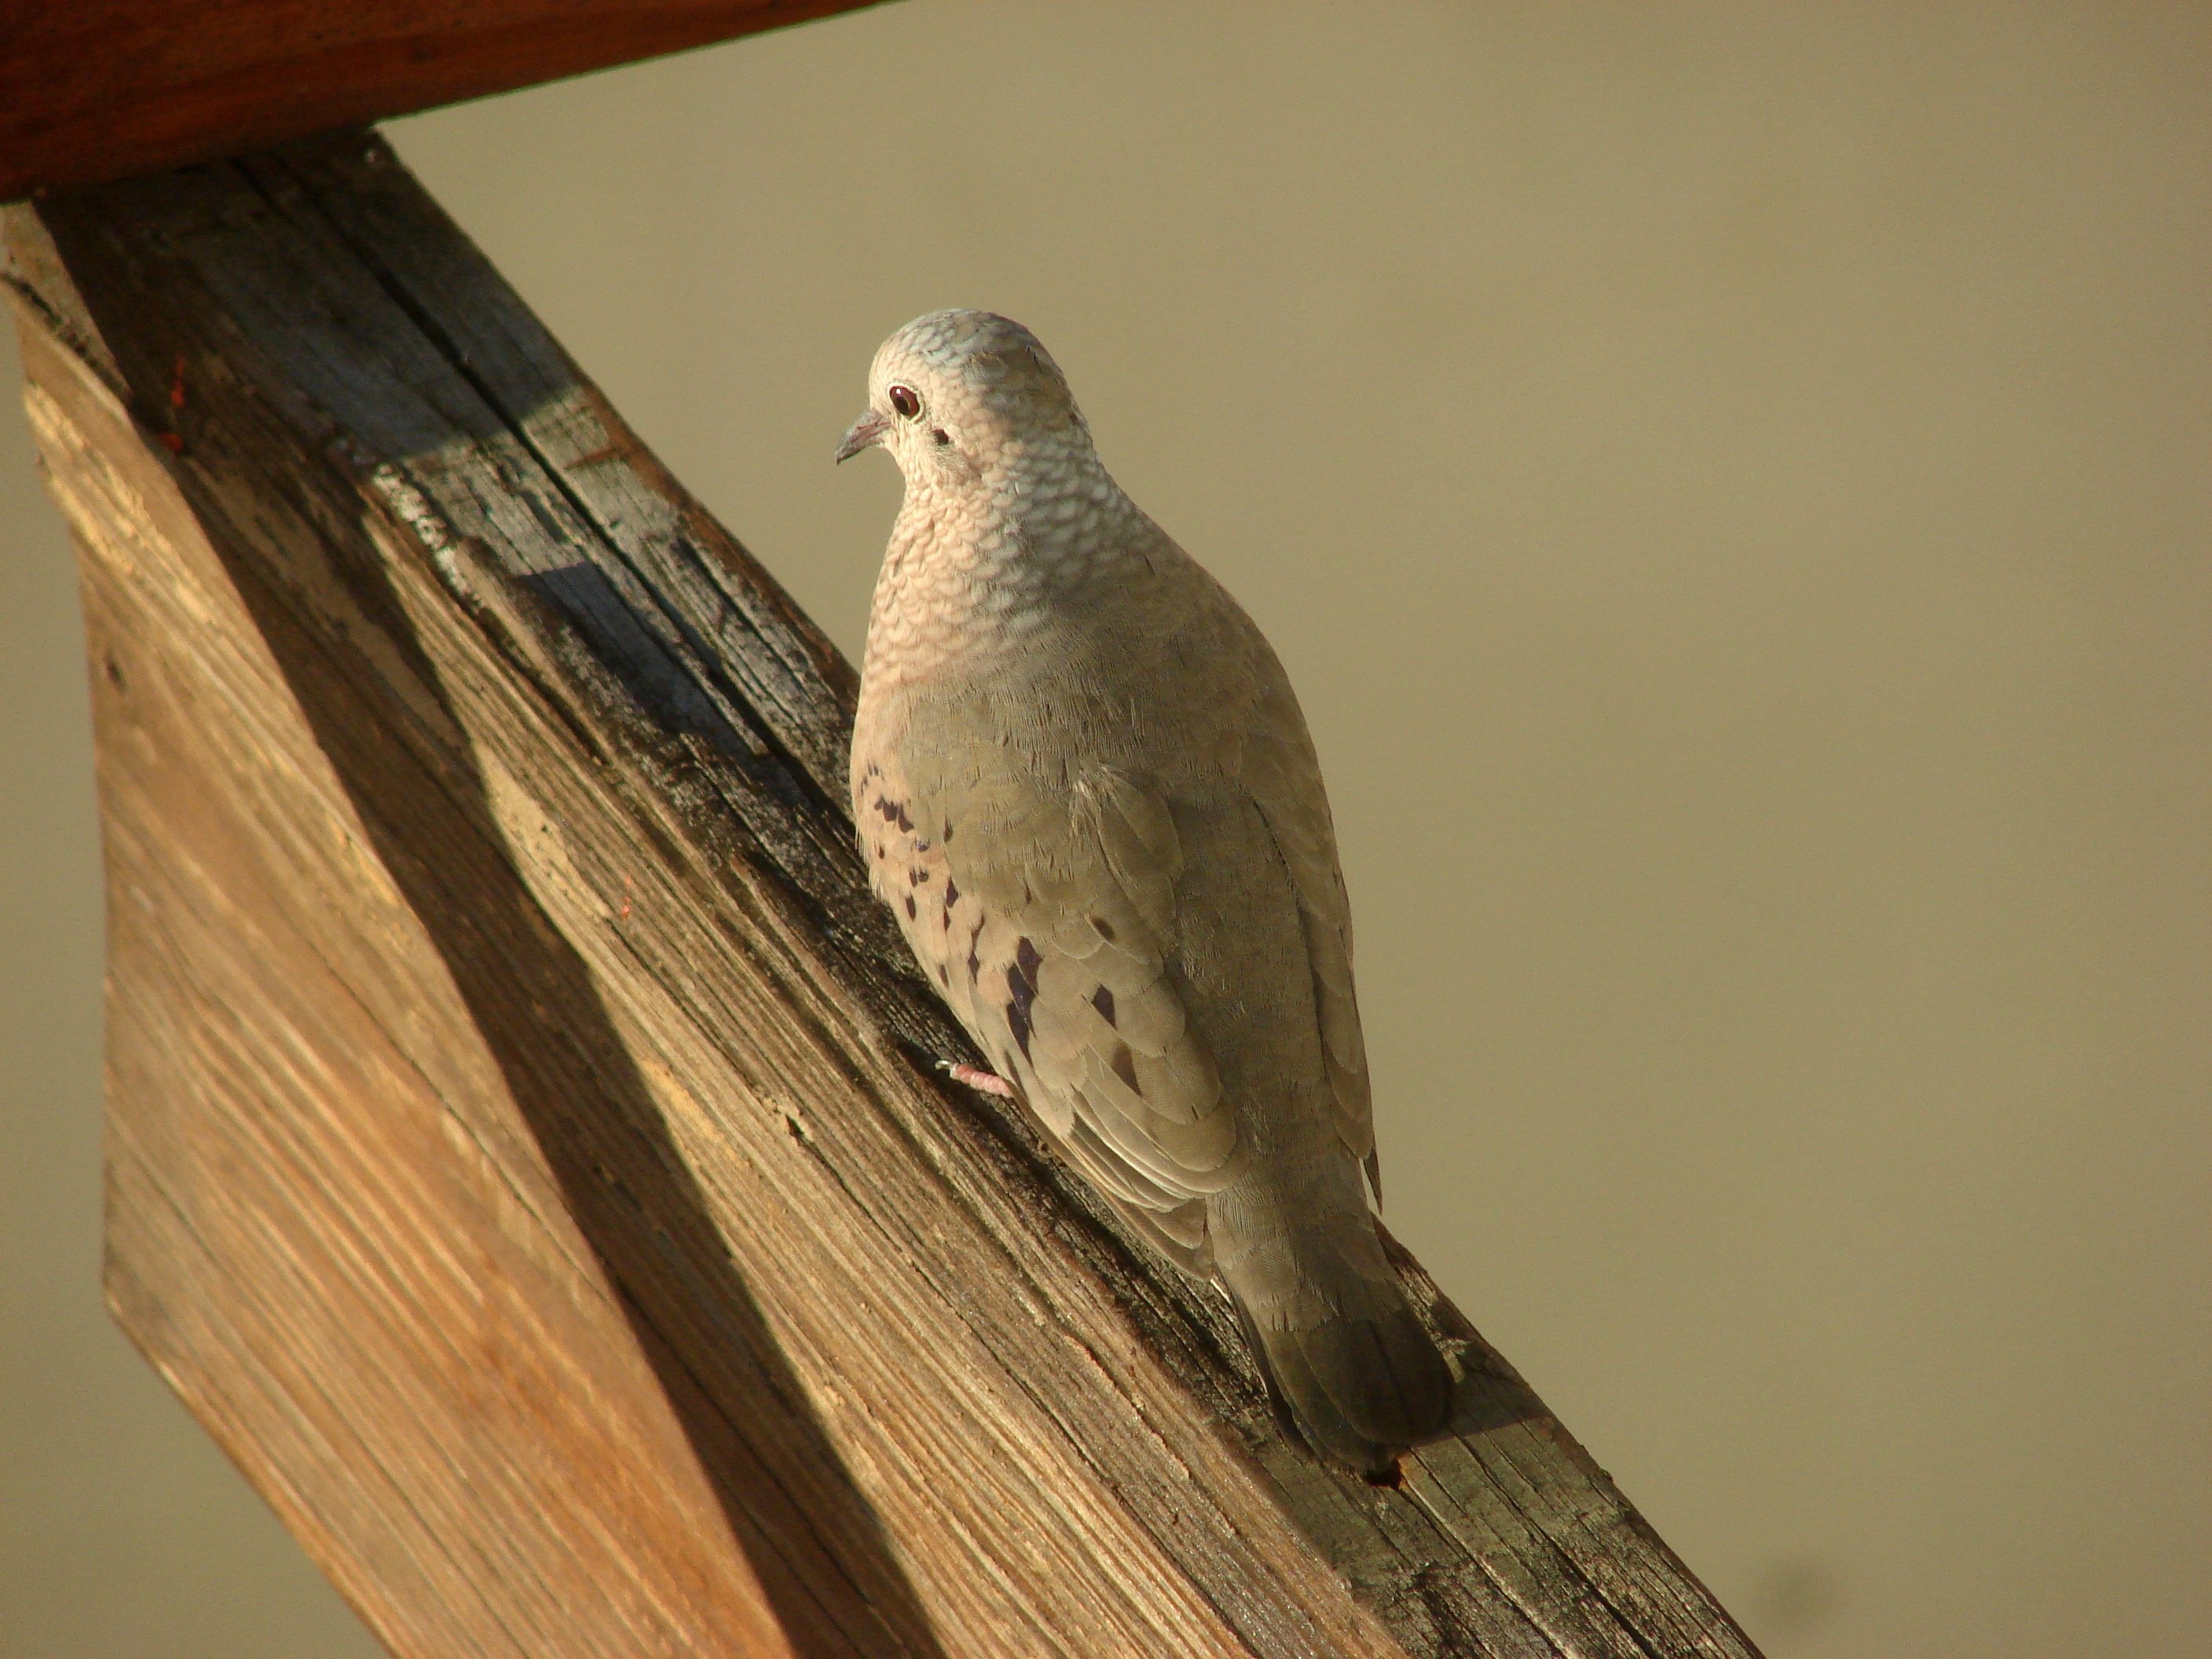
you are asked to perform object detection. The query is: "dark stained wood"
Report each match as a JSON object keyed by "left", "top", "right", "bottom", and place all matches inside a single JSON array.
[
  {"left": 3, "top": 130, "right": 1763, "bottom": 1658},
  {"left": 0, "top": 0, "right": 884, "bottom": 203}
]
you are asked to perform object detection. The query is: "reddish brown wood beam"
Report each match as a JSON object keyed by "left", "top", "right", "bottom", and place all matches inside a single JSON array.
[{"left": 0, "top": 0, "right": 884, "bottom": 202}]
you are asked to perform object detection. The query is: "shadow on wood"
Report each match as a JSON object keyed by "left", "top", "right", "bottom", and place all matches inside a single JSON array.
[{"left": 5, "top": 130, "right": 1761, "bottom": 1658}]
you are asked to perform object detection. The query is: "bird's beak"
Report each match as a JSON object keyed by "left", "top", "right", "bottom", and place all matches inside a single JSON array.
[{"left": 835, "top": 408, "right": 889, "bottom": 464}]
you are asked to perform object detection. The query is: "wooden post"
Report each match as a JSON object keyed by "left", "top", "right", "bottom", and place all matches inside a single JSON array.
[{"left": 5, "top": 131, "right": 1761, "bottom": 1658}]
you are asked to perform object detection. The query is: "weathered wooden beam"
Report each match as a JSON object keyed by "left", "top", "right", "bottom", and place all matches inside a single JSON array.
[
  {"left": 4, "top": 130, "right": 1761, "bottom": 1658},
  {"left": 0, "top": 0, "right": 884, "bottom": 202}
]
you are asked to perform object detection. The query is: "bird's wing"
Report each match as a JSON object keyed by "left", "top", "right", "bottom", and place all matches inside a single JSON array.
[
  {"left": 1238, "top": 655, "right": 1378, "bottom": 1196},
  {"left": 858, "top": 753, "right": 1240, "bottom": 1265}
]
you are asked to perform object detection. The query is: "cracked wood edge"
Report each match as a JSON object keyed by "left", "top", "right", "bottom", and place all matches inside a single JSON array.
[{"left": 4, "top": 130, "right": 1760, "bottom": 1659}]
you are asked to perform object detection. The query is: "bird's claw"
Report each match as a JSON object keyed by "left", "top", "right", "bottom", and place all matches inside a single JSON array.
[{"left": 941, "top": 1060, "right": 1017, "bottom": 1100}]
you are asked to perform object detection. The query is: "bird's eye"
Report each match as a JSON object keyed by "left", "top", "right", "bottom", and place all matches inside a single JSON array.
[{"left": 888, "top": 385, "right": 921, "bottom": 419}]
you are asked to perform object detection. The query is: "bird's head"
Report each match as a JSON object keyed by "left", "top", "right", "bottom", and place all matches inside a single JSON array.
[{"left": 836, "top": 309, "right": 1089, "bottom": 485}]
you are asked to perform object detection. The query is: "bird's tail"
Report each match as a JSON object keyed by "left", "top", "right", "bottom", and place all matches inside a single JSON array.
[{"left": 1215, "top": 1208, "right": 1455, "bottom": 1478}]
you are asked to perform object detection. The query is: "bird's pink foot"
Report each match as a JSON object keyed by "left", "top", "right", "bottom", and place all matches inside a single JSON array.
[{"left": 945, "top": 1062, "right": 1017, "bottom": 1099}]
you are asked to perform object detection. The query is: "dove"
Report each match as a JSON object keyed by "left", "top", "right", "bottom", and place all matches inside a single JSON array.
[{"left": 838, "top": 309, "right": 1452, "bottom": 1476}]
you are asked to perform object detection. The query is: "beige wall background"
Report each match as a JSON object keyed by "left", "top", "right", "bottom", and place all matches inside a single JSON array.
[{"left": 3, "top": 3, "right": 2206, "bottom": 1655}]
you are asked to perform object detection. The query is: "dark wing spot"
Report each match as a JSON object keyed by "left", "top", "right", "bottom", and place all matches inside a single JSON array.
[
  {"left": 895, "top": 804, "right": 914, "bottom": 833},
  {"left": 937, "top": 964, "right": 950, "bottom": 987},
  {"left": 904, "top": 895, "right": 917, "bottom": 919},
  {"left": 1005, "top": 954, "right": 1038, "bottom": 1060},
  {"left": 1110, "top": 1042, "right": 1141, "bottom": 1095},
  {"left": 944, "top": 821, "right": 955, "bottom": 841},
  {"left": 875, "top": 796, "right": 898, "bottom": 821},
  {"left": 1015, "top": 936, "right": 1042, "bottom": 990},
  {"left": 907, "top": 866, "right": 921, "bottom": 886},
  {"left": 1091, "top": 985, "right": 1116, "bottom": 1026},
  {"left": 967, "top": 946, "right": 981, "bottom": 983},
  {"left": 1090, "top": 914, "right": 1116, "bottom": 943},
  {"left": 943, "top": 877, "right": 960, "bottom": 908}
]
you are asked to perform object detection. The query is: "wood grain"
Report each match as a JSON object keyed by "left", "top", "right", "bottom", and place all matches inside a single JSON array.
[
  {"left": 0, "top": 0, "right": 884, "bottom": 203},
  {"left": 4, "top": 130, "right": 1763, "bottom": 1658}
]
